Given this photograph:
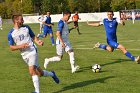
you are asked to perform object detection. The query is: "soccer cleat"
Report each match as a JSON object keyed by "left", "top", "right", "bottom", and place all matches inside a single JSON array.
[
  {"left": 72, "top": 65, "right": 80, "bottom": 73},
  {"left": 51, "top": 71, "right": 60, "bottom": 84},
  {"left": 44, "top": 58, "right": 49, "bottom": 69},
  {"left": 135, "top": 56, "right": 140, "bottom": 64},
  {"left": 93, "top": 42, "right": 100, "bottom": 49},
  {"left": 32, "top": 92, "right": 38, "bottom": 93},
  {"left": 37, "top": 34, "right": 40, "bottom": 38}
]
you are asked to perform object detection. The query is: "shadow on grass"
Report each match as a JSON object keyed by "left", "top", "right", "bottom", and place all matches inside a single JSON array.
[
  {"left": 77, "top": 58, "right": 131, "bottom": 73},
  {"left": 53, "top": 76, "right": 115, "bottom": 93},
  {"left": 101, "top": 58, "right": 131, "bottom": 66}
]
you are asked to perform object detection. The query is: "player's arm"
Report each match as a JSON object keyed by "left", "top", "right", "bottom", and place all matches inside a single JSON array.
[
  {"left": 87, "top": 21, "right": 103, "bottom": 27},
  {"left": 56, "top": 31, "right": 65, "bottom": 47},
  {"left": 56, "top": 21, "right": 65, "bottom": 47},
  {"left": 9, "top": 43, "right": 29, "bottom": 51},
  {"left": 27, "top": 26, "right": 44, "bottom": 46}
]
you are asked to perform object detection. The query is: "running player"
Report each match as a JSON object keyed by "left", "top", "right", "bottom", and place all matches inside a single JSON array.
[
  {"left": 69, "top": 11, "right": 81, "bottom": 35},
  {"left": 94, "top": 11, "right": 140, "bottom": 64},
  {"left": 8, "top": 14, "right": 59, "bottom": 93},
  {"left": 37, "top": 11, "right": 55, "bottom": 46},
  {"left": 38, "top": 14, "right": 45, "bottom": 33},
  {"left": 44, "top": 11, "right": 80, "bottom": 73}
]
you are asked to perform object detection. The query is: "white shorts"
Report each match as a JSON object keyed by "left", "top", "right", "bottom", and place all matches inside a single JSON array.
[
  {"left": 56, "top": 41, "right": 72, "bottom": 56},
  {"left": 22, "top": 50, "right": 39, "bottom": 67}
]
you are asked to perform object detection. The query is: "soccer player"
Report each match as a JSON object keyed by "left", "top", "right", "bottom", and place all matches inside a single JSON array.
[
  {"left": 38, "top": 14, "right": 45, "bottom": 33},
  {"left": 132, "top": 11, "right": 135, "bottom": 24},
  {"left": 0, "top": 16, "right": 3, "bottom": 30},
  {"left": 44, "top": 11, "right": 80, "bottom": 73},
  {"left": 37, "top": 11, "right": 55, "bottom": 46},
  {"left": 94, "top": 11, "right": 140, "bottom": 64},
  {"left": 8, "top": 14, "right": 59, "bottom": 93},
  {"left": 69, "top": 11, "right": 81, "bottom": 35}
]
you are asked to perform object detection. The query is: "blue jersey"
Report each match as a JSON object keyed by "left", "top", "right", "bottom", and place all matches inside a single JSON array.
[
  {"left": 44, "top": 16, "right": 52, "bottom": 29},
  {"left": 103, "top": 18, "right": 118, "bottom": 42}
]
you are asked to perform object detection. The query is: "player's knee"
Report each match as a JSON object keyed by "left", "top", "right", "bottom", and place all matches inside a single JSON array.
[
  {"left": 68, "top": 49, "right": 74, "bottom": 53},
  {"left": 107, "top": 47, "right": 114, "bottom": 52}
]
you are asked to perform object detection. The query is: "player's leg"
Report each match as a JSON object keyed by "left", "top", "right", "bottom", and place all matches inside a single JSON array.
[
  {"left": 75, "top": 22, "right": 81, "bottom": 35},
  {"left": 44, "top": 44, "right": 63, "bottom": 68},
  {"left": 49, "top": 29, "right": 55, "bottom": 45},
  {"left": 36, "top": 67, "right": 59, "bottom": 84},
  {"left": 117, "top": 44, "right": 140, "bottom": 63},
  {"left": 94, "top": 41, "right": 115, "bottom": 52},
  {"left": 29, "top": 66, "right": 40, "bottom": 93},
  {"left": 37, "top": 27, "right": 47, "bottom": 38},
  {"left": 65, "top": 42, "right": 80, "bottom": 73}
]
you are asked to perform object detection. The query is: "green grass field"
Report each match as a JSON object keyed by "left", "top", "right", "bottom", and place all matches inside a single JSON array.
[{"left": 0, "top": 20, "right": 140, "bottom": 93}]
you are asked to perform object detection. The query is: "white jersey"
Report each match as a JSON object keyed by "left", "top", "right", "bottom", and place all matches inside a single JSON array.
[
  {"left": 8, "top": 25, "right": 37, "bottom": 57},
  {"left": 56, "top": 20, "right": 69, "bottom": 44},
  {"left": 38, "top": 16, "right": 45, "bottom": 24}
]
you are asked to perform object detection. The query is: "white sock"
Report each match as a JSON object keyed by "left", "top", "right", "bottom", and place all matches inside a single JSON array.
[
  {"left": 49, "top": 56, "right": 61, "bottom": 62},
  {"left": 43, "top": 70, "right": 53, "bottom": 77},
  {"left": 68, "top": 52, "right": 75, "bottom": 69},
  {"left": 32, "top": 75, "right": 40, "bottom": 93}
]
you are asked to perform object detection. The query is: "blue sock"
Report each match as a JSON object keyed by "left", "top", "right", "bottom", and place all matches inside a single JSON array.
[
  {"left": 125, "top": 51, "right": 135, "bottom": 61},
  {"left": 99, "top": 44, "right": 107, "bottom": 50},
  {"left": 50, "top": 36, "right": 55, "bottom": 44}
]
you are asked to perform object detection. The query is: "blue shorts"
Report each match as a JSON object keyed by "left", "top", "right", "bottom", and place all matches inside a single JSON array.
[
  {"left": 107, "top": 40, "right": 119, "bottom": 49},
  {"left": 43, "top": 26, "right": 53, "bottom": 36}
]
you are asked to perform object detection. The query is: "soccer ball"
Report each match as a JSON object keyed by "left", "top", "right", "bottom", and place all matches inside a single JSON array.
[{"left": 92, "top": 64, "right": 101, "bottom": 73}]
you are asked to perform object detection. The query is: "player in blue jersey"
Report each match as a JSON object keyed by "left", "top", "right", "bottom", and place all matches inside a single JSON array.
[
  {"left": 94, "top": 11, "right": 140, "bottom": 64},
  {"left": 44, "top": 11, "right": 80, "bottom": 73},
  {"left": 37, "top": 11, "right": 55, "bottom": 46},
  {"left": 8, "top": 14, "right": 59, "bottom": 93}
]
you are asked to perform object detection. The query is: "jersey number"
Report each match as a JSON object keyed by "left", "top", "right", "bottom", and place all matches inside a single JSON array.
[{"left": 19, "top": 34, "right": 24, "bottom": 41}]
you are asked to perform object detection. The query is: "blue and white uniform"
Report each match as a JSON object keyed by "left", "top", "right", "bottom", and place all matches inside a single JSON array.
[
  {"left": 38, "top": 16, "right": 45, "bottom": 29},
  {"left": 56, "top": 20, "right": 72, "bottom": 55},
  {"left": 8, "top": 25, "right": 39, "bottom": 67},
  {"left": 103, "top": 18, "right": 120, "bottom": 49},
  {"left": 43, "top": 16, "right": 53, "bottom": 36}
]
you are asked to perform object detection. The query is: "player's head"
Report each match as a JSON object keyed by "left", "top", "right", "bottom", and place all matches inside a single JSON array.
[
  {"left": 47, "top": 11, "right": 51, "bottom": 16},
  {"left": 12, "top": 14, "right": 24, "bottom": 26},
  {"left": 63, "top": 10, "right": 71, "bottom": 21},
  {"left": 107, "top": 10, "right": 114, "bottom": 20}
]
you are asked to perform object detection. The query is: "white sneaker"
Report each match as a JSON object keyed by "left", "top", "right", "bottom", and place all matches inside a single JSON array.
[
  {"left": 135, "top": 56, "right": 140, "bottom": 64},
  {"left": 93, "top": 42, "right": 100, "bottom": 49},
  {"left": 72, "top": 65, "right": 80, "bottom": 73},
  {"left": 44, "top": 58, "right": 49, "bottom": 69},
  {"left": 37, "top": 34, "right": 40, "bottom": 38}
]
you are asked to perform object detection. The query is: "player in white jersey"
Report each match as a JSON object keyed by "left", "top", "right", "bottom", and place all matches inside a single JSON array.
[
  {"left": 0, "top": 16, "right": 3, "bottom": 30},
  {"left": 38, "top": 14, "right": 45, "bottom": 33},
  {"left": 132, "top": 11, "right": 135, "bottom": 24},
  {"left": 44, "top": 11, "right": 80, "bottom": 73},
  {"left": 8, "top": 14, "right": 59, "bottom": 93}
]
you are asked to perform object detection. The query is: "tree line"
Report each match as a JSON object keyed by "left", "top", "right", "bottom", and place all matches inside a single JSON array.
[{"left": 0, "top": 0, "right": 139, "bottom": 18}]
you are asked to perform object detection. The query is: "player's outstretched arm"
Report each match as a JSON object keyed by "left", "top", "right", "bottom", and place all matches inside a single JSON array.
[{"left": 10, "top": 43, "right": 29, "bottom": 51}]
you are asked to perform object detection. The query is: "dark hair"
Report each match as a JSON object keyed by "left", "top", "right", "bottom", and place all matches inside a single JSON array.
[
  {"left": 63, "top": 10, "right": 71, "bottom": 16},
  {"left": 107, "top": 10, "right": 114, "bottom": 14},
  {"left": 12, "top": 14, "right": 22, "bottom": 23}
]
